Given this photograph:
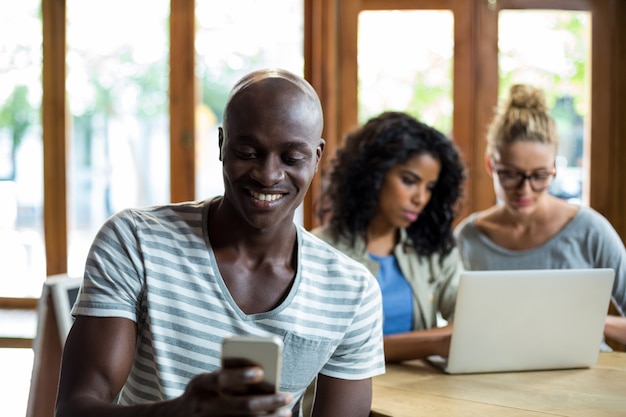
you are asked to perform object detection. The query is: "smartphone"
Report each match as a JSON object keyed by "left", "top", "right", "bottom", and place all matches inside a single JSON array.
[{"left": 221, "top": 335, "right": 284, "bottom": 392}]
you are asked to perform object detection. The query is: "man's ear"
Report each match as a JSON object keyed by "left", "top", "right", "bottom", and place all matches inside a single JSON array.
[
  {"left": 218, "top": 127, "right": 224, "bottom": 161},
  {"left": 314, "top": 139, "right": 326, "bottom": 172}
]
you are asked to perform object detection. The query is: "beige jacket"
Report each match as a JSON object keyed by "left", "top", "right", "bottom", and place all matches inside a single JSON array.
[{"left": 312, "top": 225, "right": 462, "bottom": 330}]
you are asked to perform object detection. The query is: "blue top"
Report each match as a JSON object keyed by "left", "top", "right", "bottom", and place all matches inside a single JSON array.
[{"left": 369, "top": 253, "right": 414, "bottom": 335}]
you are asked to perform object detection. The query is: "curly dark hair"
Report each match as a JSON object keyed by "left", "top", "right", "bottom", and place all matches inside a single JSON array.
[{"left": 324, "top": 111, "right": 465, "bottom": 257}]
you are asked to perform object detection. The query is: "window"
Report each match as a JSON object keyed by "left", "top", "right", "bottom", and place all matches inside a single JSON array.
[
  {"left": 498, "top": 10, "right": 591, "bottom": 204},
  {"left": 0, "top": 0, "right": 45, "bottom": 297},
  {"left": 66, "top": 0, "right": 170, "bottom": 276},
  {"left": 358, "top": 10, "right": 454, "bottom": 135}
]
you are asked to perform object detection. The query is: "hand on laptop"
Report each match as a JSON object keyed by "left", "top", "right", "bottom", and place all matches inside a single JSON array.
[{"left": 383, "top": 324, "right": 453, "bottom": 362}]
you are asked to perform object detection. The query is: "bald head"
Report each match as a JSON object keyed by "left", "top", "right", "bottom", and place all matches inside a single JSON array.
[
  {"left": 223, "top": 69, "right": 324, "bottom": 137},
  {"left": 228, "top": 68, "right": 321, "bottom": 105},
  {"left": 217, "top": 69, "right": 326, "bottom": 230}
]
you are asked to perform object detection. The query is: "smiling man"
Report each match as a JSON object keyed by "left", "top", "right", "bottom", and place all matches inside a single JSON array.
[
  {"left": 218, "top": 69, "right": 324, "bottom": 233},
  {"left": 55, "top": 69, "right": 385, "bottom": 417}
]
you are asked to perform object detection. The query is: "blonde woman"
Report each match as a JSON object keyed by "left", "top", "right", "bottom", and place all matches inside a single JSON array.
[{"left": 455, "top": 84, "right": 626, "bottom": 346}]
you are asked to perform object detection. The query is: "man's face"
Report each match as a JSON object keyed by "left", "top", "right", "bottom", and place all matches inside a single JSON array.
[{"left": 219, "top": 80, "right": 324, "bottom": 231}]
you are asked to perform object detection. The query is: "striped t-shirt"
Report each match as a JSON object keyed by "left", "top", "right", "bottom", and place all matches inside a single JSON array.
[{"left": 72, "top": 200, "right": 385, "bottom": 408}]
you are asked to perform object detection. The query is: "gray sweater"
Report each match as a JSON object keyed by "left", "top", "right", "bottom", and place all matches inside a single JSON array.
[{"left": 454, "top": 206, "right": 626, "bottom": 315}]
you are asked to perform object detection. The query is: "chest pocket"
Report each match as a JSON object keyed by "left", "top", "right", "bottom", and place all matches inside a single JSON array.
[{"left": 280, "top": 332, "right": 335, "bottom": 393}]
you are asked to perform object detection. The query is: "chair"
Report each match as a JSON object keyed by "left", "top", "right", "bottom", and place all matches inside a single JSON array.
[{"left": 26, "top": 274, "right": 82, "bottom": 417}]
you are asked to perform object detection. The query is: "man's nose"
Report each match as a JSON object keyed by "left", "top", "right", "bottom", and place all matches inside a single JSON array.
[{"left": 250, "top": 156, "right": 285, "bottom": 186}]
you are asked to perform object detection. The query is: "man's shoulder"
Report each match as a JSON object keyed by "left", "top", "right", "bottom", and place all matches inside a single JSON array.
[
  {"left": 111, "top": 200, "right": 205, "bottom": 222},
  {"left": 309, "top": 224, "right": 357, "bottom": 253},
  {"left": 300, "top": 225, "right": 354, "bottom": 261},
  {"left": 132, "top": 200, "right": 206, "bottom": 215},
  {"left": 102, "top": 201, "right": 207, "bottom": 240},
  {"left": 309, "top": 224, "right": 329, "bottom": 239},
  {"left": 299, "top": 226, "right": 373, "bottom": 277}
]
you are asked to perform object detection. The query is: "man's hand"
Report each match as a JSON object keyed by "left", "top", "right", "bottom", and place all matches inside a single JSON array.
[{"left": 174, "top": 365, "right": 293, "bottom": 417}]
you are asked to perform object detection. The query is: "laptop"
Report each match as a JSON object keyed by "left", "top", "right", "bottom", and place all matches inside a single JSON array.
[{"left": 429, "top": 268, "right": 615, "bottom": 374}]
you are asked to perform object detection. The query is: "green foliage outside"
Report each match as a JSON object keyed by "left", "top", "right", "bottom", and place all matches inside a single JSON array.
[{"left": 0, "top": 85, "right": 36, "bottom": 150}]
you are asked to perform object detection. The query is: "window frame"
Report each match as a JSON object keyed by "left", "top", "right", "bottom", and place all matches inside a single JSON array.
[
  {"left": 2, "top": 0, "right": 623, "bottom": 311},
  {"left": 309, "top": 0, "right": 623, "bottom": 238}
]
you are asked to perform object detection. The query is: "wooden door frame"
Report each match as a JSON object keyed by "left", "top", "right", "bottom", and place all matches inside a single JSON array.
[
  {"left": 479, "top": 0, "right": 622, "bottom": 242},
  {"left": 308, "top": 0, "right": 625, "bottom": 243},
  {"left": 312, "top": 0, "right": 477, "bottom": 225}
]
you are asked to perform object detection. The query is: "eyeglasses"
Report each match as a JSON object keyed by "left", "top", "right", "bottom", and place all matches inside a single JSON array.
[{"left": 493, "top": 166, "right": 556, "bottom": 192}]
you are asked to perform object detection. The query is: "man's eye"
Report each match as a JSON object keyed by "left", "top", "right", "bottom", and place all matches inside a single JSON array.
[
  {"left": 283, "top": 154, "right": 306, "bottom": 165},
  {"left": 236, "top": 151, "right": 257, "bottom": 159}
]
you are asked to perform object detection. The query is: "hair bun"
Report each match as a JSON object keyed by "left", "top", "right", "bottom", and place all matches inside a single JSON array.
[{"left": 508, "top": 84, "right": 547, "bottom": 112}]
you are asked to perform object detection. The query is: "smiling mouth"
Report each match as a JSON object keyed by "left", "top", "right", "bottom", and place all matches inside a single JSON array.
[{"left": 250, "top": 191, "right": 283, "bottom": 202}]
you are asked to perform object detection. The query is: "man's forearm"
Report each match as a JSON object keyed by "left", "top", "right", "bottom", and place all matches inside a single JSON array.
[
  {"left": 383, "top": 325, "right": 452, "bottom": 362},
  {"left": 56, "top": 394, "right": 183, "bottom": 417}
]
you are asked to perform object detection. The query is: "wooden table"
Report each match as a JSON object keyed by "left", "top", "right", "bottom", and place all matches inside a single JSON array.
[{"left": 371, "top": 352, "right": 626, "bottom": 417}]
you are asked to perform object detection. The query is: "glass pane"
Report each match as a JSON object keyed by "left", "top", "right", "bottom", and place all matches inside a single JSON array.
[
  {"left": 0, "top": 0, "right": 45, "bottom": 297},
  {"left": 498, "top": 10, "right": 591, "bottom": 204},
  {"left": 195, "top": 0, "right": 304, "bottom": 222},
  {"left": 67, "top": 0, "right": 170, "bottom": 276},
  {"left": 358, "top": 10, "right": 454, "bottom": 136},
  {"left": 1, "top": 348, "right": 33, "bottom": 416}
]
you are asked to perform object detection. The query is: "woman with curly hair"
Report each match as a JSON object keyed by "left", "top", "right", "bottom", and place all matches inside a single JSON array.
[
  {"left": 312, "top": 111, "right": 466, "bottom": 361},
  {"left": 454, "top": 84, "right": 626, "bottom": 347}
]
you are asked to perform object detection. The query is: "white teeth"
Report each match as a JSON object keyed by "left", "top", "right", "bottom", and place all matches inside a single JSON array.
[{"left": 251, "top": 191, "right": 281, "bottom": 201}]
